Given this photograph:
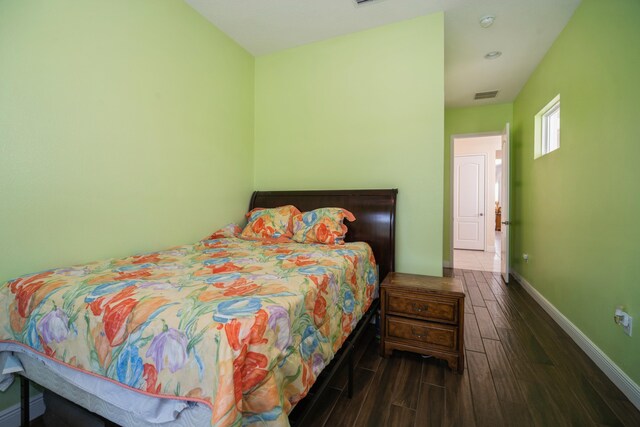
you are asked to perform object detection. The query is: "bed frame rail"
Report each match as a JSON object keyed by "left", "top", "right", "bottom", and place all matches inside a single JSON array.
[{"left": 289, "top": 299, "right": 379, "bottom": 426}]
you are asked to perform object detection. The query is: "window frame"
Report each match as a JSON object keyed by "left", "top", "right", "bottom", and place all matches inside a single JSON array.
[{"left": 534, "top": 95, "right": 561, "bottom": 158}]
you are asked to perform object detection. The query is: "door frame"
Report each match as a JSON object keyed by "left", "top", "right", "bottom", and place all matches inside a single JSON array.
[{"left": 449, "top": 131, "right": 503, "bottom": 267}]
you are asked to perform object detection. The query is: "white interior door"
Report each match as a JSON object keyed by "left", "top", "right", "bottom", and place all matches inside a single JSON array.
[
  {"left": 454, "top": 155, "right": 486, "bottom": 250},
  {"left": 500, "top": 123, "right": 510, "bottom": 283}
]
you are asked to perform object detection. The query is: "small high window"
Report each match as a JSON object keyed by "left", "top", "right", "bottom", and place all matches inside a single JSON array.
[{"left": 535, "top": 95, "right": 560, "bottom": 158}]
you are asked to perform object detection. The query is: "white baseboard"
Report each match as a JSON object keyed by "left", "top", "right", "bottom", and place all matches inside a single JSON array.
[
  {"left": 511, "top": 270, "right": 640, "bottom": 411},
  {"left": 0, "top": 393, "right": 45, "bottom": 427}
]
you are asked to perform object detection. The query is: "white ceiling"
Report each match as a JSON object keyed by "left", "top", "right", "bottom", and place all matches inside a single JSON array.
[
  {"left": 185, "top": 0, "right": 581, "bottom": 108},
  {"left": 444, "top": 0, "right": 580, "bottom": 107}
]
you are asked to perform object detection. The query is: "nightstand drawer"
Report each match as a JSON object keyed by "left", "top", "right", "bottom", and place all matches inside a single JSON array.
[
  {"left": 386, "top": 316, "right": 458, "bottom": 350},
  {"left": 386, "top": 291, "right": 458, "bottom": 323}
]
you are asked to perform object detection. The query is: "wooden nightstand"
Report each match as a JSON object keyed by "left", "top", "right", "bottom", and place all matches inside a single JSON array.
[{"left": 380, "top": 272, "right": 465, "bottom": 373}]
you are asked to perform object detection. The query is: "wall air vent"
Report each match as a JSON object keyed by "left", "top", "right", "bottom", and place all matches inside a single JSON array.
[{"left": 474, "top": 90, "right": 499, "bottom": 100}]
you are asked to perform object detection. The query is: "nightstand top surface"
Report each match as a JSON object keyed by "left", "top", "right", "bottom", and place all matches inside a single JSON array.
[{"left": 381, "top": 272, "right": 464, "bottom": 296}]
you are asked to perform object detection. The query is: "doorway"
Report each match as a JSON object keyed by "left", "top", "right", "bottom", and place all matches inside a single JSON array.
[{"left": 451, "top": 133, "right": 502, "bottom": 272}]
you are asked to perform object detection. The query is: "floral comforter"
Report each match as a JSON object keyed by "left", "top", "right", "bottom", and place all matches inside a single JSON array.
[{"left": 0, "top": 237, "right": 377, "bottom": 426}]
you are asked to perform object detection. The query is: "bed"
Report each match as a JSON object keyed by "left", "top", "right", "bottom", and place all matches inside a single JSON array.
[{"left": 0, "top": 189, "right": 397, "bottom": 426}]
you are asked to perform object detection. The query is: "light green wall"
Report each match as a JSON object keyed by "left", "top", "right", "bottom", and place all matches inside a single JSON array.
[
  {"left": 0, "top": 0, "right": 254, "bottom": 410},
  {"left": 255, "top": 14, "right": 445, "bottom": 275},
  {"left": 512, "top": 0, "right": 640, "bottom": 385},
  {"left": 443, "top": 104, "right": 513, "bottom": 264}
]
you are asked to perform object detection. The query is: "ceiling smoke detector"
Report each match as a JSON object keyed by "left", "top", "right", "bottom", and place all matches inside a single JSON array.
[
  {"left": 479, "top": 15, "right": 496, "bottom": 28},
  {"left": 474, "top": 90, "right": 499, "bottom": 100}
]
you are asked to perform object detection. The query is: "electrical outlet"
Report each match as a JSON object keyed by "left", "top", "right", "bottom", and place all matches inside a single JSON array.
[
  {"left": 523, "top": 253, "right": 529, "bottom": 263},
  {"left": 614, "top": 308, "right": 633, "bottom": 337},
  {"left": 624, "top": 315, "right": 632, "bottom": 337}
]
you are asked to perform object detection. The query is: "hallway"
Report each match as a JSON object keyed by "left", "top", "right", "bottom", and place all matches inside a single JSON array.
[{"left": 454, "top": 232, "right": 502, "bottom": 273}]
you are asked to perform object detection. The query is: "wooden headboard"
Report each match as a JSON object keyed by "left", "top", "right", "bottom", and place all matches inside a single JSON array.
[{"left": 250, "top": 189, "right": 397, "bottom": 282}]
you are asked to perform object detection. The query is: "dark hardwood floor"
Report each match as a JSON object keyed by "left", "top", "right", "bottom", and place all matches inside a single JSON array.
[{"left": 296, "top": 268, "right": 640, "bottom": 427}]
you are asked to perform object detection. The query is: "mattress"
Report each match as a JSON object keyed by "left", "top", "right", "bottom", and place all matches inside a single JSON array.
[
  {"left": 0, "top": 236, "right": 378, "bottom": 426},
  {"left": 3, "top": 345, "right": 211, "bottom": 426}
]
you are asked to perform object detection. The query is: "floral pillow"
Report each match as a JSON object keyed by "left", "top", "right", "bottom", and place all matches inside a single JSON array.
[
  {"left": 292, "top": 207, "right": 356, "bottom": 245},
  {"left": 202, "top": 223, "right": 242, "bottom": 241},
  {"left": 240, "top": 205, "right": 300, "bottom": 241}
]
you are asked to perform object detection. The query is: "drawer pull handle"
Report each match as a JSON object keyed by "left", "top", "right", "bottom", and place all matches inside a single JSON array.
[
  {"left": 411, "top": 327, "right": 425, "bottom": 339},
  {"left": 412, "top": 303, "right": 428, "bottom": 313}
]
